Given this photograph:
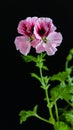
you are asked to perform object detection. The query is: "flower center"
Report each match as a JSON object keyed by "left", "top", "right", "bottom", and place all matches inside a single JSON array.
[
  {"left": 38, "top": 27, "right": 45, "bottom": 37},
  {"left": 30, "top": 35, "right": 34, "bottom": 42},
  {"left": 42, "top": 36, "right": 47, "bottom": 43}
]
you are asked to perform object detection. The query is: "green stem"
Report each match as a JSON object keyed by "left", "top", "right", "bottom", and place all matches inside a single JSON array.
[
  {"left": 39, "top": 53, "right": 45, "bottom": 87},
  {"left": 40, "top": 67, "right": 45, "bottom": 86},
  {"left": 39, "top": 64, "right": 55, "bottom": 125},
  {"left": 65, "top": 61, "right": 68, "bottom": 69},
  {"left": 35, "top": 114, "right": 53, "bottom": 124},
  {"left": 55, "top": 102, "right": 59, "bottom": 121},
  {"left": 45, "top": 88, "right": 55, "bottom": 124}
]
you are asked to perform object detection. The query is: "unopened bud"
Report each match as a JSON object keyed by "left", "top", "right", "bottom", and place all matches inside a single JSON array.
[
  {"left": 66, "top": 54, "right": 72, "bottom": 61},
  {"left": 70, "top": 48, "right": 73, "bottom": 54}
]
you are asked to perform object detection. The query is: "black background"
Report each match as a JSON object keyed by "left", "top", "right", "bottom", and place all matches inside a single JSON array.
[{"left": 0, "top": 0, "right": 73, "bottom": 129}]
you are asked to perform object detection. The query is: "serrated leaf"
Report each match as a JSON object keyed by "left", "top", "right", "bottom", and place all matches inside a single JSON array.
[
  {"left": 61, "top": 84, "right": 73, "bottom": 106},
  {"left": 19, "top": 110, "right": 33, "bottom": 124},
  {"left": 54, "top": 121, "right": 71, "bottom": 130},
  {"left": 50, "top": 71, "right": 70, "bottom": 82},
  {"left": 19, "top": 105, "right": 38, "bottom": 124},
  {"left": 64, "top": 110, "right": 73, "bottom": 127},
  {"left": 50, "top": 83, "right": 73, "bottom": 106},
  {"left": 50, "top": 85, "right": 64, "bottom": 104}
]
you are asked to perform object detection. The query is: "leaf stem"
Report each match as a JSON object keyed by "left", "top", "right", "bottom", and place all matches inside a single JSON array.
[
  {"left": 55, "top": 102, "right": 59, "bottom": 121},
  {"left": 35, "top": 114, "right": 53, "bottom": 124}
]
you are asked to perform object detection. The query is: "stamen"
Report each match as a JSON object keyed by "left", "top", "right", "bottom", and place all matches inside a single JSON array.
[
  {"left": 30, "top": 35, "right": 34, "bottom": 41},
  {"left": 42, "top": 36, "right": 47, "bottom": 43}
]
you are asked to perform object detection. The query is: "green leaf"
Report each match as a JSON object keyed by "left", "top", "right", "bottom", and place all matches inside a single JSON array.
[
  {"left": 37, "top": 54, "right": 45, "bottom": 62},
  {"left": 37, "top": 52, "right": 46, "bottom": 61},
  {"left": 35, "top": 53, "right": 47, "bottom": 69},
  {"left": 54, "top": 121, "right": 71, "bottom": 130},
  {"left": 50, "top": 83, "right": 73, "bottom": 106},
  {"left": 19, "top": 110, "right": 33, "bottom": 124},
  {"left": 64, "top": 109, "right": 73, "bottom": 127},
  {"left": 42, "top": 66, "right": 48, "bottom": 70},
  {"left": 50, "top": 84, "right": 64, "bottom": 105},
  {"left": 49, "top": 71, "right": 70, "bottom": 82},
  {"left": 31, "top": 73, "right": 41, "bottom": 82},
  {"left": 41, "top": 52, "right": 46, "bottom": 58},
  {"left": 61, "top": 84, "right": 73, "bottom": 106},
  {"left": 21, "top": 55, "right": 37, "bottom": 63},
  {"left": 43, "top": 76, "right": 50, "bottom": 85},
  {"left": 19, "top": 105, "right": 38, "bottom": 124},
  {"left": 33, "top": 105, "right": 38, "bottom": 113}
]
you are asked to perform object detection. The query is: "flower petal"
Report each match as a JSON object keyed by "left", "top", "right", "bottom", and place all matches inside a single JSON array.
[
  {"left": 47, "top": 32, "right": 63, "bottom": 46},
  {"left": 17, "top": 20, "right": 26, "bottom": 35},
  {"left": 14, "top": 36, "right": 31, "bottom": 55},
  {"left": 17, "top": 17, "right": 38, "bottom": 36},
  {"left": 45, "top": 44, "right": 57, "bottom": 55},
  {"left": 36, "top": 41, "right": 45, "bottom": 53}
]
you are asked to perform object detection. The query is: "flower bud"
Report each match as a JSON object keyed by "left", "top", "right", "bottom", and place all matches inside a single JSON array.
[{"left": 66, "top": 54, "right": 72, "bottom": 61}]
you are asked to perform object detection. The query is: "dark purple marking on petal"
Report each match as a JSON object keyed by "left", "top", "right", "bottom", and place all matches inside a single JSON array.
[{"left": 38, "top": 27, "right": 46, "bottom": 37}]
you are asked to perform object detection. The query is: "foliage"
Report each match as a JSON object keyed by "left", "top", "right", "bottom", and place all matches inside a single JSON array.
[
  {"left": 54, "top": 121, "right": 71, "bottom": 130},
  {"left": 19, "top": 48, "right": 73, "bottom": 130}
]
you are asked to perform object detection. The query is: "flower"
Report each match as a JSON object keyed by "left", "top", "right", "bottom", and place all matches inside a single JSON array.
[
  {"left": 34, "top": 17, "right": 63, "bottom": 55},
  {"left": 14, "top": 17, "right": 38, "bottom": 55},
  {"left": 14, "top": 17, "right": 63, "bottom": 56}
]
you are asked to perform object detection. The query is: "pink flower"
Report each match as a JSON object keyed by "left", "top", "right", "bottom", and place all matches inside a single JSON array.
[
  {"left": 14, "top": 17, "right": 38, "bottom": 55},
  {"left": 14, "top": 17, "right": 63, "bottom": 56},
  {"left": 34, "top": 17, "right": 63, "bottom": 55}
]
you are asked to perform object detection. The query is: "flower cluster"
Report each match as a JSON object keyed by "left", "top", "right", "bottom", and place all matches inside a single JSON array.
[{"left": 14, "top": 17, "right": 63, "bottom": 55}]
